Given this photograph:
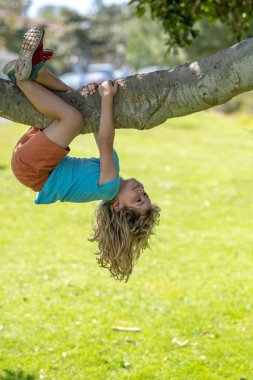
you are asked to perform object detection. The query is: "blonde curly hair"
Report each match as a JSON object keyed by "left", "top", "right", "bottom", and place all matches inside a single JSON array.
[{"left": 89, "top": 200, "right": 160, "bottom": 282}]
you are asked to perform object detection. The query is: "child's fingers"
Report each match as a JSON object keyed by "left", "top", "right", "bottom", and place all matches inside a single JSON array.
[
  {"left": 91, "top": 83, "right": 98, "bottom": 90},
  {"left": 82, "top": 82, "right": 100, "bottom": 95},
  {"left": 98, "top": 80, "right": 119, "bottom": 97},
  {"left": 113, "top": 80, "right": 119, "bottom": 93},
  {"left": 88, "top": 83, "right": 95, "bottom": 93}
]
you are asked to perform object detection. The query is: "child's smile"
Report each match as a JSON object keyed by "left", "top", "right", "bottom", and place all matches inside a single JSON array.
[{"left": 115, "top": 178, "right": 151, "bottom": 214}]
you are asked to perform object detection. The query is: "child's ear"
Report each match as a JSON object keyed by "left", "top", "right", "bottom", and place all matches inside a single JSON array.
[{"left": 113, "top": 200, "right": 121, "bottom": 213}]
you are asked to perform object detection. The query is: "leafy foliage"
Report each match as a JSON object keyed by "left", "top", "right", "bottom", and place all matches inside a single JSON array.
[
  {"left": 185, "top": 19, "right": 230, "bottom": 60},
  {"left": 125, "top": 11, "right": 183, "bottom": 70},
  {"left": 130, "top": 0, "right": 253, "bottom": 49}
]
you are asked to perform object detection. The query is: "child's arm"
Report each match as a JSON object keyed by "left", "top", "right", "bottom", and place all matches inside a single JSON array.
[
  {"left": 93, "top": 132, "right": 99, "bottom": 148},
  {"left": 97, "top": 81, "right": 118, "bottom": 185},
  {"left": 82, "top": 83, "right": 112, "bottom": 151}
]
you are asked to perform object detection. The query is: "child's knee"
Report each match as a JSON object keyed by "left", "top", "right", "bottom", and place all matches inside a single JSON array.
[{"left": 67, "top": 107, "right": 84, "bottom": 131}]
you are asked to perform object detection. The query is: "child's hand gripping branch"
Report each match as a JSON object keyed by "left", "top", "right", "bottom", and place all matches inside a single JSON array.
[
  {"left": 83, "top": 80, "right": 119, "bottom": 185},
  {"left": 97, "top": 80, "right": 119, "bottom": 186},
  {"left": 3, "top": 26, "right": 160, "bottom": 282}
]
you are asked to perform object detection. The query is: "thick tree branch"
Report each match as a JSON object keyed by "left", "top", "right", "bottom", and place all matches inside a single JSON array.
[{"left": 1, "top": 37, "right": 253, "bottom": 134}]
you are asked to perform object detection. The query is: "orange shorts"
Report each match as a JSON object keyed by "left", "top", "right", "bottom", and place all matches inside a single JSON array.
[{"left": 11, "top": 127, "right": 70, "bottom": 191}]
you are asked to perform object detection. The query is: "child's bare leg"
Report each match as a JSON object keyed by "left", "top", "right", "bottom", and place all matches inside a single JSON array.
[
  {"left": 16, "top": 78, "right": 83, "bottom": 148},
  {"left": 35, "top": 67, "right": 73, "bottom": 92}
]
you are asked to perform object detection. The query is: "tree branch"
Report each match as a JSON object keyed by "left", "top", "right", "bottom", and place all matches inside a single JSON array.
[{"left": 1, "top": 37, "right": 253, "bottom": 134}]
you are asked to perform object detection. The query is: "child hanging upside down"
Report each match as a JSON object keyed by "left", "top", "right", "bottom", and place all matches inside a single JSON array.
[{"left": 3, "top": 26, "right": 160, "bottom": 282}]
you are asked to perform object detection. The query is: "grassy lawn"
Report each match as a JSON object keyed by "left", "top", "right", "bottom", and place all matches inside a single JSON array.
[{"left": 0, "top": 110, "right": 253, "bottom": 380}]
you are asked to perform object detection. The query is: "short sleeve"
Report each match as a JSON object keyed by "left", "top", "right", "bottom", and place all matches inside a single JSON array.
[{"left": 98, "top": 176, "right": 120, "bottom": 200}]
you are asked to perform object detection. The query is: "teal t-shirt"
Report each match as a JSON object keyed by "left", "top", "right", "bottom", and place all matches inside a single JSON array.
[{"left": 35, "top": 150, "right": 120, "bottom": 204}]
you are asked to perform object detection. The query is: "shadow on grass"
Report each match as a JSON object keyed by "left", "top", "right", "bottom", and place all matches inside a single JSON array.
[
  {"left": 0, "top": 164, "right": 7, "bottom": 171},
  {"left": 0, "top": 370, "right": 37, "bottom": 380}
]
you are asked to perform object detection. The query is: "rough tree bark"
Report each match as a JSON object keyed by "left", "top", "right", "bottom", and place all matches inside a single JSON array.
[{"left": 0, "top": 37, "right": 253, "bottom": 134}]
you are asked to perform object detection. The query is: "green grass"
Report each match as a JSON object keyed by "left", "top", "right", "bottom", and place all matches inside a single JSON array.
[{"left": 1, "top": 110, "right": 253, "bottom": 380}]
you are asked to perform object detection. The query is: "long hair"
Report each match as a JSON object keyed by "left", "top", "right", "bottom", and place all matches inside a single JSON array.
[{"left": 89, "top": 201, "right": 160, "bottom": 282}]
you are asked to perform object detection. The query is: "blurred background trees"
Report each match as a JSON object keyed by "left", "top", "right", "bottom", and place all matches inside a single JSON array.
[
  {"left": 0, "top": 0, "right": 32, "bottom": 51},
  {"left": 3, "top": 0, "right": 251, "bottom": 74}
]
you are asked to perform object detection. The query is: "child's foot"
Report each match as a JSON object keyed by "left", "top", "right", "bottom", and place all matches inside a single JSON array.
[
  {"left": 3, "top": 48, "right": 54, "bottom": 84},
  {"left": 28, "top": 49, "right": 54, "bottom": 80},
  {"left": 15, "top": 26, "right": 45, "bottom": 80},
  {"left": 2, "top": 60, "right": 16, "bottom": 84}
]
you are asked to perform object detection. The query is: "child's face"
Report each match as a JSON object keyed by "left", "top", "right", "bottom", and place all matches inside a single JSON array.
[{"left": 113, "top": 178, "right": 151, "bottom": 214}]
